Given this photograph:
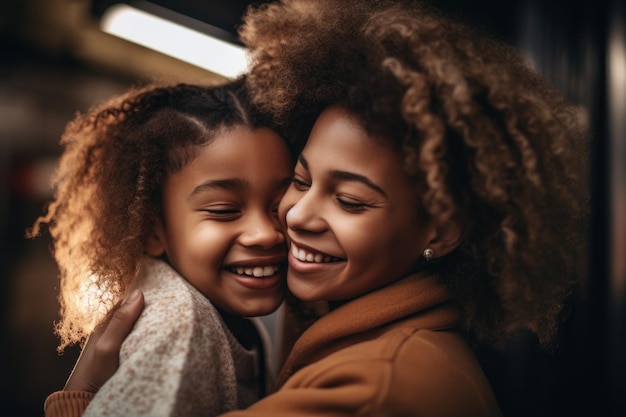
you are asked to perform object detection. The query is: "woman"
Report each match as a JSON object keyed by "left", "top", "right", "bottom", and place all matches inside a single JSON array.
[{"left": 43, "top": 1, "right": 588, "bottom": 416}]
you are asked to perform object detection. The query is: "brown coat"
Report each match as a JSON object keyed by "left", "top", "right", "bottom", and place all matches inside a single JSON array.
[
  {"left": 45, "top": 273, "right": 501, "bottom": 417},
  {"left": 223, "top": 273, "right": 502, "bottom": 417}
]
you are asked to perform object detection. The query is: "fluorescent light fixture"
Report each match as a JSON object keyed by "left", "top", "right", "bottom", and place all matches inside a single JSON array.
[{"left": 101, "top": 3, "right": 248, "bottom": 78}]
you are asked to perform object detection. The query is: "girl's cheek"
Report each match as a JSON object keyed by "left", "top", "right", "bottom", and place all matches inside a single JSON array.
[{"left": 278, "top": 191, "right": 296, "bottom": 228}]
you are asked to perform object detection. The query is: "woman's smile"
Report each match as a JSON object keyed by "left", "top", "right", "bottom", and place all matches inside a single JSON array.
[
  {"left": 290, "top": 241, "right": 343, "bottom": 264},
  {"left": 279, "top": 106, "right": 433, "bottom": 302}
]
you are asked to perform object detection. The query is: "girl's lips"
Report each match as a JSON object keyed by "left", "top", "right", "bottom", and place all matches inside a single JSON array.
[
  {"left": 227, "top": 265, "right": 285, "bottom": 290},
  {"left": 225, "top": 264, "right": 281, "bottom": 277},
  {"left": 224, "top": 256, "right": 287, "bottom": 290}
]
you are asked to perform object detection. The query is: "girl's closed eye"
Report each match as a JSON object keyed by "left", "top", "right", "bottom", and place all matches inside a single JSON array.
[{"left": 203, "top": 204, "right": 241, "bottom": 220}]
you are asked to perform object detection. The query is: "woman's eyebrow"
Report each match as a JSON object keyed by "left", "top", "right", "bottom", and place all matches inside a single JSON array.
[
  {"left": 299, "top": 154, "right": 387, "bottom": 197},
  {"left": 330, "top": 171, "right": 387, "bottom": 197},
  {"left": 298, "top": 154, "right": 310, "bottom": 171}
]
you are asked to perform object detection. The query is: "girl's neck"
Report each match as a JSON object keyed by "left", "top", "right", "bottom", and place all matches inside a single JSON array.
[{"left": 216, "top": 308, "right": 257, "bottom": 350}]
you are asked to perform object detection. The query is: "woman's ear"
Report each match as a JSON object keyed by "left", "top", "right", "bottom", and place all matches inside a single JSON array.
[
  {"left": 145, "top": 219, "right": 166, "bottom": 257},
  {"left": 426, "top": 218, "right": 464, "bottom": 259}
]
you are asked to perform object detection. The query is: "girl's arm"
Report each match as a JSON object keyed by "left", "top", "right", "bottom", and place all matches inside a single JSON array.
[{"left": 44, "top": 290, "right": 144, "bottom": 417}]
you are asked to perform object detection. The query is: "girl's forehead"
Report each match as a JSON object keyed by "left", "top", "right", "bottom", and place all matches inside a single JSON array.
[{"left": 171, "top": 126, "right": 292, "bottom": 182}]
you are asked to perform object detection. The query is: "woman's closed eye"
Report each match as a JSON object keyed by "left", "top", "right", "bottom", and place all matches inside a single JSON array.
[
  {"left": 291, "top": 176, "right": 311, "bottom": 191},
  {"left": 336, "top": 196, "right": 368, "bottom": 212}
]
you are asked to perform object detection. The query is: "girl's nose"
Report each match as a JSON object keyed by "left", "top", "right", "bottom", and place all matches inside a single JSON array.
[{"left": 239, "top": 213, "right": 285, "bottom": 249}]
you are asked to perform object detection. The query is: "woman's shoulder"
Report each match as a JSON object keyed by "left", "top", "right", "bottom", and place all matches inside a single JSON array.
[
  {"left": 387, "top": 329, "right": 501, "bottom": 416},
  {"left": 356, "top": 328, "right": 499, "bottom": 416},
  {"left": 393, "top": 329, "right": 484, "bottom": 376},
  {"left": 321, "top": 325, "right": 470, "bottom": 365},
  {"left": 285, "top": 328, "right": 501, "bottom": 416}
]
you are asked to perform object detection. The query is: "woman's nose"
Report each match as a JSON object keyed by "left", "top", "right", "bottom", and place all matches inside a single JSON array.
[{"left": 284, "top": 192, "right": 326, "bottom": 233}]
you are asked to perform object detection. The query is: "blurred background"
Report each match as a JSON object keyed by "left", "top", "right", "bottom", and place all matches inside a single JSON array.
[{"left": 1, "top": 0, "right": 624, "bottom": 416}]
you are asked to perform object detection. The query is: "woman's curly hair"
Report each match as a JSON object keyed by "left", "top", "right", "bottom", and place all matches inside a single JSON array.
[
  {"left": 28, "top": 78, "right": 279, "bottom": 351},
  {"left": 240, "top": 0, "right": 589, "bottom": 348}
]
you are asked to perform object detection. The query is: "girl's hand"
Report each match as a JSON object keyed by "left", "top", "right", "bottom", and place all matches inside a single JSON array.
[{"left": 64, "top": 290, "right": 144, "bottom": 392}]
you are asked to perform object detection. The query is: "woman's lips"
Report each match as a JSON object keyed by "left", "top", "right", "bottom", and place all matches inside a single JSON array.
[
  {"left": 290, "top": 241, "right": 342, "bottom": 263},
  {"left": 287, "top": 241, "right": 345, "bottom": 274}
]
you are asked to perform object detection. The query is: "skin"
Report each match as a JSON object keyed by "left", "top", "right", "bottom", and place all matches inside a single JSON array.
[
  {"left": 65, "top": 126, "right": 293, "bottom": 391},
  {"left": 279, "top": 106, "right": 442, "bottom": 303},
  {"left": 63, "top": 107, "right": 462, "bottom": 392},
  {"left": 146, "top": 126, "right": 293, "bottom": 318}
]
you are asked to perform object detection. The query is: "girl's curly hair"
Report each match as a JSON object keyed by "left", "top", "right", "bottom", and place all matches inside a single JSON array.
[
  {"left": 28, "top": 78, "right": 279, "bottom": 351},
  {"left": 240, "top": 0, "right": 589, "bottom": 348}
]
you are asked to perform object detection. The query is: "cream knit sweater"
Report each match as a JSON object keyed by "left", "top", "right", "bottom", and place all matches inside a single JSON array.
[{"left": 82, "top": 257, "right": 270, "bottom": 417}]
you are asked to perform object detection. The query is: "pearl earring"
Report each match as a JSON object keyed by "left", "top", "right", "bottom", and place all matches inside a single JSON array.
[{"left": 423, "top": 248, "right": 434, "bottom": 262}]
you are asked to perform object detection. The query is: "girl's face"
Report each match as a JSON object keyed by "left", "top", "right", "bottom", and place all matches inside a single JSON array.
[
  {"left": 279, "top": 106, "right": 436, "bottom": 302},
  {"left": 149, "top": 126, "right": 293, "bottom": 317}
]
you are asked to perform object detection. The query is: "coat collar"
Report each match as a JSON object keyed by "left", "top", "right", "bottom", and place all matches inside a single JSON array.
[{"left": 277, "top": 273, "right": 460, "bottom": 386}]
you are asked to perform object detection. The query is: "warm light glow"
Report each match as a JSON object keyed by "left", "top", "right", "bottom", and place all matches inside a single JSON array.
[
  {"left": 101, "top": 4, "right": 248, "bottom": 79},
  {"left": 76, "top": 274, "right": 119, "bottom": 331}
]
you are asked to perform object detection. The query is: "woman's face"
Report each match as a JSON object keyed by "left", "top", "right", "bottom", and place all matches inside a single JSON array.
[
  {"left": 151, "top": 126, "right": 293, "bottom": 316},
  {"left": 279, "top": 106, "right": 436, "bottom": 302}
]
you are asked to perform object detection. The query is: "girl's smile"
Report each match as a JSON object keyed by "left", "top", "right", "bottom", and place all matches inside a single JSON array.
[
  {"left": 149, "top": 126, "right": 293, "bottom": 316},
  {"left": 224, "top": 256, "right": 286, "bottom": 290}
]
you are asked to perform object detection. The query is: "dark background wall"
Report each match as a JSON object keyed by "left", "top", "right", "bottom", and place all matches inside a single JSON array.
[{"left": 1, "top": 1, "right": 623, "bottom": 416}]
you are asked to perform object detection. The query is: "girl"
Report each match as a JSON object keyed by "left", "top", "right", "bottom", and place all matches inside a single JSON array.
[
  {"left": 30, "top": 79, "right": 294, "bottom": 416},
  {"left": 43, "top": 1, "right": 588, "bottom": 415}
]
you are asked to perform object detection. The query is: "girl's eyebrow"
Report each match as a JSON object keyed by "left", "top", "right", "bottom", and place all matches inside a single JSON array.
[
  {"left": 298, "top": 154, "right": 387, "bottom": 197},
  {"left": 188, "top": 178, "right": 246, "bottom": 199},
  {"left": 189, "top": 177, "right": 293, "bottom": 200}
]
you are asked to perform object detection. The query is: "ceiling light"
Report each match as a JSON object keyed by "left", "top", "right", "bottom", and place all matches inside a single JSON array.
[{"left": 100, "top": 3, "right": 248, "bottom": 79}]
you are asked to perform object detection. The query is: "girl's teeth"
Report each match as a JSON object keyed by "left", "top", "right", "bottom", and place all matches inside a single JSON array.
[{"left": 230, "top": 264, "right": 280, "bottom": 277}]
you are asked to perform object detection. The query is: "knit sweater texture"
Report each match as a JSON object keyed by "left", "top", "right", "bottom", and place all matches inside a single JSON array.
[{"left": 46, "top": 257, "right": 269, "bottom": 417}]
